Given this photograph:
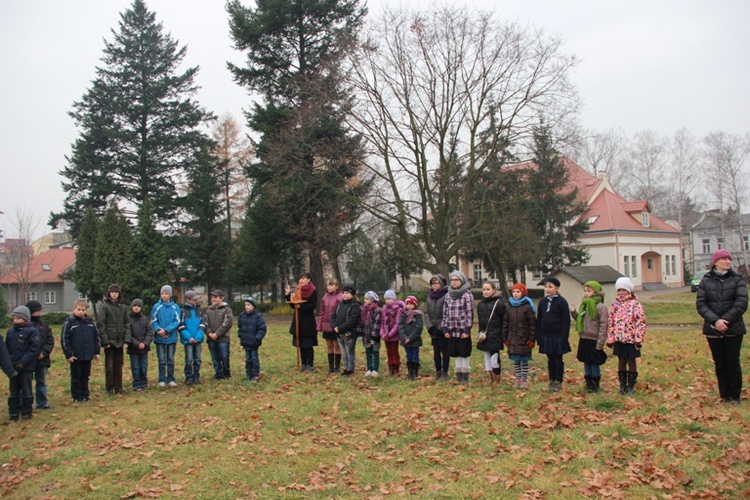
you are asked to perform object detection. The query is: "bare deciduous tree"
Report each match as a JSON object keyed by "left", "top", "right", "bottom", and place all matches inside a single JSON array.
[
  {"left": 211, "top": 113, "right": 253, "bottom": 231},
  {"left": 348, "top": 5, "right": 579, "bottom": 274},
  {"left": 2, "top": 208, "right": 40, "bottom": 306}
]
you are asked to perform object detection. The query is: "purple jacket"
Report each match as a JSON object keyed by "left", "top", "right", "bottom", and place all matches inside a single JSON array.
[
  {"left": 317, "top": 290, "right": 343, "bottom": 333},
  {"left": 380, "top": 300, "right": 405, "bottom": 342}
]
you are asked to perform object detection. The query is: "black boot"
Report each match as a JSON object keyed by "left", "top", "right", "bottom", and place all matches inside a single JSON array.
[
  {"left": 625, "top": 371, "right": 638, "bottom": 394},
  {"left": 333, "top": 354, "right": 341, "bottom": 374},
  {"left": 328, "top": 353, "right": 335, "bottom": 373},
  {"left": 8, "top": 396, "right": 20, "bottom": 421},
  {"left": 618, "top": 371, "right": 627, "bottom": 395},
  {"left": 413, "top": 363, "right": 419, "bottom": 380},
  {"left": 584, "top": 375, "right": 593, "bottom": 393},
  {"left": 591, "top": 376, "right": 601, "bottom": 393}
]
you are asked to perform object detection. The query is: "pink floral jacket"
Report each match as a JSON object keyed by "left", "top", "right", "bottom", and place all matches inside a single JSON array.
[{"left": 606, "top": 295, "right": 646, "bottom": 346}]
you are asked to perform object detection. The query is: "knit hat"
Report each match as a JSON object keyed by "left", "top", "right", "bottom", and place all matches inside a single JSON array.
[
  {"left": 11, "top": 306, "right": 30, "bottom": 322},
  {"left": 430, "top": 274, "right": 447, "bottom": 287},
  {"left": 161, "top": 285, "right": 173, "bottom": 296},
  {"left": 245, "top": 296, "right": 258, "bottom": 307},
  {"left": 615, "top": 277, "right": 634, "bottom": 293},
  {"left": 583, "top": 280, "right": 602, "bottom": 293},
  {"left": 511, "top": 283, "right": 528, "bottom": 296},
  {"left": 211, "top": 289, "right": 225, "bottom": 297},
  {"left": 25, "top": 300, "right": 42, "bottom": 314},
  {"left": 131, "top": 298, "right": 144, "bottom": 308},
  {"left": 364, "top": 291, "right": 379, "bottom": 302},
  {"left": 342, "top": 285, "right": 357, "bottom": 296},
  {"left": 405, "top": 296, "right": 419, "bottom": 308},
  {"left": 449, "top": 270, "right": 467, "bottom": 285},
  {"left": 712, "top": 249, "right": 732, "bottom": 267},
  {"left": 539, "top": 276, "right": 561, "bottom": 287},
  {"left": 384, "top": 289, "right": 397, "bottom": 300},
  {"left": 184, "top": 290, "right": 199, "bottom": 301}
]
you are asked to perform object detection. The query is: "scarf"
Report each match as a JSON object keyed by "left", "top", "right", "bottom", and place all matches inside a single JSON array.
[
  {"left": 429, "top": 286, "right": 448, "bottom": 300},
  {"left": 361, "top": 302, "right": 379, "bottom": 323},
  {"left": 292, "top": 282, "right": 316, "bottom": 302},
  {"left": 402, "top": 308, "right": 423, "bottom": 324},
  {"left": 509, "top": 296, "right": 537, "bottom": 314},
  {"left": 576, "top": 293, "right": 603, "bottom": 333}
]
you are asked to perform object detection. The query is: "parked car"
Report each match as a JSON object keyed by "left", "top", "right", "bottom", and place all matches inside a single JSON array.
[{"left": 691, "top": 270, "right": 708, "bottom": 292}]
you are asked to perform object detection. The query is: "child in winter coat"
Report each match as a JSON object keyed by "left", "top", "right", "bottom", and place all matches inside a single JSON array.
[
  {"left": 238, "top": 297, "right": 267, "bottom": 382},
  {"left": 5, "top": 306, "right": 41, "bottom": 420},
  {"left": 503, "top": 283, "right": 536, "bottom": 388},
  {"left": 26, "top": 300, "right": 54, "bottom": 409},
  {"left": 399, "top": 295, "right": 424, "bottom": 380},
  {"left": 331, "top": 285, "right": 361, "bottom": 377},
  {"left": 536, "top": 276, "right": 571, "bottom": 392},
  {"left": 205, "top": 289, "right": 234, "bottom": 380},
  {"left": 359, "top": 291, "right": 382, "bottom": 377},
  {"left": 442, "top": 271, "right": 474, "bottom": 384},
  {"left": 380, "top": 290, "right": 405, "bottom": 376},
  {"left": 127, "top": 299, "right": 154, "bottom": 391},
  {"left": 178, "top": 291, "right": 205, "bottom": 385},
  {"left": 425, "top": 274, "right": 450, "bottom": 381},
  {"left": 318, "top": 279, "right": 343, "bottom": 374},
  {"left": 151, "top": 285, "right": 181, "bottom": 387},
  {"left": 476, "top": 281, "right": 505, "bottom": 383},
  {"left": 570, "top": 281, "right": 608, "bottom": 393},
  {"left": 61, "top": 299, "right": 101, "bottom": 402},
  {"left": 607, "top": 277, "right": 646, "bottom": 395}
]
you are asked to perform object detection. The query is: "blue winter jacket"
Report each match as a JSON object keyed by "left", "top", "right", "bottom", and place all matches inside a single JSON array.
[
  {"left": 61, "top": 315, "right": 101, "bottom": 361},
  {"left": 151, "top": 299, "right": 181, "bottom": 345},
  {"left": 237, "top": 310, "right": 267, "bottom": 349},
  {"left": 5, "top": 322, "right": 42, "bottom": 371},
  {"left": 178, "top": 303, "right": 206, "bottom": 345}
]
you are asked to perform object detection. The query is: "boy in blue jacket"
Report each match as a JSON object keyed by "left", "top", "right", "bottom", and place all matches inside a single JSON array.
[
  {"left": 237, "top": 297, "right": 266, "bottom": 382},
  {"left": 6, "top": 306, "right": 42, "bottom": 420},
  {"left": 178, "top": 290, "right": 205, "bottom": 385},
  {"left": 61, "top": 300, "right": 101, "bottom": 403},
  {"left": 151, "top": 285, "right": 181, "bottom": 388}
]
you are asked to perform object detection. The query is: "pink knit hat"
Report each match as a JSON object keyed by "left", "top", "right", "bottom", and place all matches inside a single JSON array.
[
  {"left": 712, "top": 249, "right": 732, "bottom": 267},
  {"left": 405, "top": 296, "right": 419, "bottom": 308}
]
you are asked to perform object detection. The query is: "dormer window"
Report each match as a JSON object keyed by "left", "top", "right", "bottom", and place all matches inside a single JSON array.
[
  {"left": 587, "top": 215, "right": 599, "bottom": 225},
  {"left": 41, "top": 264, "right": 51, "bottom": 271},
  {"left": 642, "top": 212, "right": 650, "bottom": 228}
]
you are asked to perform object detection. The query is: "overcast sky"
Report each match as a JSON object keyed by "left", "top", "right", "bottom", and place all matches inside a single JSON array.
[{"left": 1, "top": 0, "right": 748, "bottom": 239}]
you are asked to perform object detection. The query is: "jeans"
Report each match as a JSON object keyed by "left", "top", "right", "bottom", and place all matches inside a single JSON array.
[
  {"left": 209, "top": 342, "right": 231, "bottom": 379},
  {"left": 244, "top": 348, "right": 260, "bottom": 378},
  {"left": 34, "top": 365, "right": 49, "bottom": 408},
  {"left": 184, "top": 343, "right": 202, "bottom": 382},
  {"left": 129, "top": 351, "right": 149, "bottom": 389},
  {"left": 365, "top": 343, "right": 380, "bottom": 372},
  {"left": 156, "top": 343, "right": 176, "bottom": 383},
  {"left": 583, "top": 363, "right": 601, "bottom": 377},
  {"left": 104, "top": 346, "right": 125, "bottom": 392},
  {"left": 9, "top": 371, "right": 34, "bottom": 417},
  {"left": 337, "top": 335, "right": 358, "bottom": 372},
  {"left": 70, "top": 360, "right": 92, "bottom": 401},
  {"left": 405, "top": 346, "right": 420, "bottom": 364},
  {"left": 707, "top": 335, "right": 743, "bottom": 401}
]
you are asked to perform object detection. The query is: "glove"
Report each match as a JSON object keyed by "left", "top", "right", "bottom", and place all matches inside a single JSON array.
[
  {"left": 14, "top": 363, "right": 24, "bottom": 372},
  {"left": 526, "top": 341, "right": 535, "bottom": 349}
]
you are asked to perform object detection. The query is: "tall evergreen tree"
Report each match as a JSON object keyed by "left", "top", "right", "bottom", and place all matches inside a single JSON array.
[
  {"left": 73, "top": 207, "right": 102, "bottom": 305},
  {"left": 93, "top": 204, "right": 135, "bottom": 302},
  {"left": 227, "top": 0, "right": 371, "bottom": 288},
  {"left": 180, "top": 149, "right": 231, "bottom": 292},
  {"left": 131, "top": 198, "right": 172, "bottom": 309},
  {"left": 51, "top": 0, "right": 214, "bottom": 236}
]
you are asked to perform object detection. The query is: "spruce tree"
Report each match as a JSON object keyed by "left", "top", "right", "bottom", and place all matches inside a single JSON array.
[
  {"left": 51, "top": 0, "right": 214, "bottom": 236},
  {"left": 227, "top": 0, "right": 370, "bottom": 287},
  {"left": 73, "top": 207, "right": 102, "bottom": 304},
  {"left": 131, "top": 198, "right": 172, "bottom": 309},
  {"left": 93, "top": 204, "right": 134, "bottom": 303}
]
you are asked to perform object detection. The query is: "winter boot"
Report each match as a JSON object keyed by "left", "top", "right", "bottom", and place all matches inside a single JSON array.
[
  {"left": 333, "top": 354, "right": 341, "bottom": 374},
  {"left": 618, "top": 371, "right": 628, "bottom": 395},
  {"left": 328, "top": 353, "right": 335, "bottom": 373},
  {"left": 591, "top": 376, "right": 601, "bottom": 393},
  {"left": 413, "top": 363, "right": 419, "bottom": 380},
  {"left": 405, "top": 362, "right": 414, "bottom": 380},
  {"left": 461, "top": 372, "right": 470, "bottom": 385},
  {"left": 434, "top": 370, "right": 442, "bottom": 382},
  {"left": 455, "top": 371, "right": 462, "bottom": 383},
  {"left": 625, "top": 371, "right": 638, "bottom": 394},
  {"left": 584, "top": 376, "right": 595, "bottom": 393},
  {"left": 8, "top": 397, "right": 20, "bottom": 421}
]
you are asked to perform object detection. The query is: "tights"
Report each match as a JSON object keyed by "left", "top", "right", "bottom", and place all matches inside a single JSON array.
[{"left": 617, "top": 356, "right": 637, "bottom": 372}]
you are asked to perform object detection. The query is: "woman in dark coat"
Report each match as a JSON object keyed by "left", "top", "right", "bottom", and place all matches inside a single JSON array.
[
  {"left": 696, "top": 249, "right": 748, "bottom": 404},
  {"left": 476, "top": 281, "right": 505, "bottom": 383},
  {"left": 285, "top": 272, "right": 319, "bottom": 372}
]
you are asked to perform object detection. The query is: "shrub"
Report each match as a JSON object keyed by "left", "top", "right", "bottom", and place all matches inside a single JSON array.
[{"left": 41, "top": 312, "right": 71, "bottom": 325}]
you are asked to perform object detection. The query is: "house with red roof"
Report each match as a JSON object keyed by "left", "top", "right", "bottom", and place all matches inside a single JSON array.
[{"left": 0, "top": 247, "right": 78, "bottom": 312}]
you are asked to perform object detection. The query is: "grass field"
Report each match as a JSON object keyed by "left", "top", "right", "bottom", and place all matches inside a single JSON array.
[{"left": 1, "top": 290, "right": 749, "bottom": 498}]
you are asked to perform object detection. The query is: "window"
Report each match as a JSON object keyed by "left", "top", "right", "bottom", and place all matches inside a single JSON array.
[
  {"left": 623, "top": 256, "right": 629, "bottom": 276},
  {"left": 745, "top": 236, "right": 749, "bottom": 251},
  {"left": 642, "top": 212, "right": 650, "bottom": 227},
  {"left": 473, "top": 264, "right": 482, "bottom": 286},
  {"left": 45, "top": 291, "right": 56, "bottom": 304},
  {"left": 702, "top": 239, "right": 711, "bottom": 254},
  {"left": 717, "top": 237, "right": 725, "bottom": 249},
  {"left": 647, "top": 258, "right": 653, "bottom": 270},
  {"left": 671, "top": 255, "right": 677, "bottom": 275},
  {"left": 631, "top": 256, "right": 637, "bottom": 277},
  {"left": 41, "top": 264, "right": 51, "bottom": 271},
  {"left": 27, "top": 292, "right": 37, "bottom": 301},
  {"left": 587, "top": 215, "right": 599, "bottom": 225},
  {"left": 665, "top": 256, "right": 671, "bottom": 276}
]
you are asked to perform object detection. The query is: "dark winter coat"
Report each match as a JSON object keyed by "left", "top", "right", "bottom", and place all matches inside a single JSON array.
[
  {"left": 286, "top": 290, "right": 319, "bottom": 348},
  {"left": 128, "top": 312, "right": 154, "bottom": 354},
  {"left": 5, "top": 322, "right": 42, "bottom": 372},
  {"left": 696, "top": 268, "right": 748, "bottom": 337},
  {"left": 424, "top": 291, "right": 447, "bottom": 341},
  {"left": 205, "top": 302, "right": 233, "bottom": 343},
  {"left": 97, "top": 299, "right": 132, "bottom": 348},
  {"left": 536, "top": 295, "right": 572, "bottom": 355},
  {"left": 358, "top": 305, "right": 381, "bottom": 345},
  {"left": 30, "top": 317, "right": 54, "bottom": 367},
  {"left": 330, "top": 299, "right": 362, "bottom": 337},
  {"left": 476, "top": 296, "right": 505, "bottom": 352},
  {"left": 61, "top": 315, "right": 101, "bottom": 361},
  {"left": 0, "top": 338, "right": 18, "bottom": 378},
  {"left": 398, "top": 311, "right": 424, "bottom": 348},
  {"left": 238, "top": 310, "right": 267, "bottom": 349},
  {"left": 502, "top": 301, "right": 536, "bottom": 356}
]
